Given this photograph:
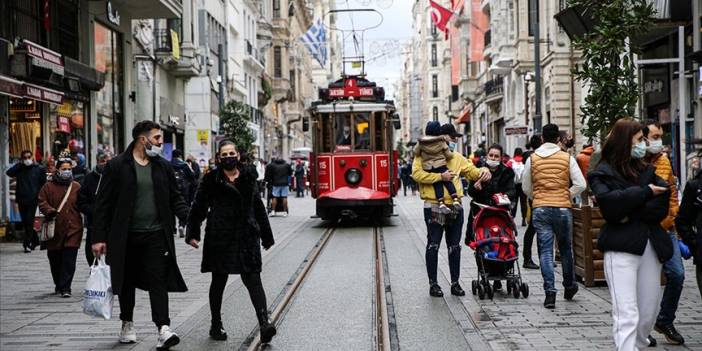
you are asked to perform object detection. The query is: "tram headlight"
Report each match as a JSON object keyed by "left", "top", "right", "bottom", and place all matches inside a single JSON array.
[{"left": 345, "top": 168, "right": 362, "bottom": 186}]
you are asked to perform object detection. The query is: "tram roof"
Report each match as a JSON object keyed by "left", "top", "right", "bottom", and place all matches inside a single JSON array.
[{"left": 310, "top": 101, "right": 396, "bottom": 114}]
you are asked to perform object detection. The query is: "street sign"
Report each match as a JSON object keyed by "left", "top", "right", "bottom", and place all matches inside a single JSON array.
[{"left": 505, "top": 126, "right": 528, "bottom": 135}]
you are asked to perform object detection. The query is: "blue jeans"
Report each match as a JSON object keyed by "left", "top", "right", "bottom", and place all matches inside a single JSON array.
[
  {"left": 424, "top": 208, "right": 463, "bottom": 285},
  {"left": 532, "top": 207, "right": 576, "bottom": 293},
  {"left": 656, "top": 231, "right": 685, "bottom": 326}
]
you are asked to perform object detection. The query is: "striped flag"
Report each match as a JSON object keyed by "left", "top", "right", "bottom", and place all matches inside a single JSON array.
[{"left": 300, "top": 19, "right": 327, "bottom": 68}]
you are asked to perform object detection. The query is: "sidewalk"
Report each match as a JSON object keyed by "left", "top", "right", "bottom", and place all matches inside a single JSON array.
[
  {"left": 395, "top": 194, "right": 702, "bottom": 351},
  {"left": 0, "top": 196, "right": 315, "bottom": 351}
]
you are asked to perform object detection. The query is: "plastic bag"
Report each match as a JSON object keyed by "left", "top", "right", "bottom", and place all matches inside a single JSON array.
[{"left": 82, "top": 255, "right": 113, "bottom": 319}]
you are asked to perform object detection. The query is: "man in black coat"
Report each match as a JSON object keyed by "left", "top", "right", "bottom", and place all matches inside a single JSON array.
[
  {"left": 6, "top": 150, "right": 46, "bottom": 252},
  {"left": 77, "top": 152, "right": 111, "bottom": 266},
  {"left": 92, "top": 121, "right": 188, "bottom": 350},
  {"left": 676, "top": 169, "right": 702, "bottom": 299},
  {"left": 265, "top": 157, "right": 292, "bottom": 216},
  {"left": 171, "top": 149, "right": 196, "bottom": 238}
]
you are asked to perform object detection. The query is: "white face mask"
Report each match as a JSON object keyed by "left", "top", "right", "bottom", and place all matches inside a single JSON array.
[
  {"left": 143, "top": 137, "right": 163, "bottom": 158},
  {"left": 486, "top": 159, "right": 500, "bottom": 168},
  {"left": 23, "top": 159, "right": 33, "bottom": 166},
  {"left": 647, "top": 139, "right": 663, "bottom": 154},
  {"left": 631, "top": 141, "right": 647, "bottom": 159}
]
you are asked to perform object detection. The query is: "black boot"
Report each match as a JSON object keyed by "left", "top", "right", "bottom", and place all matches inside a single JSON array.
[
  {"left": 429, "top": 284, "right": 444, "bottom": 297},
  {"left": 450, "top": 283, "right": 465, "bottom": 296},
  {"left": 257, "top": 309, "right": 277, "bottom": 344},
  {"left": 209, "top": 320, "right": 227, "bottom": 341},
  {"left": 523, "top": 259, "right": 539, "bottom": 269}
]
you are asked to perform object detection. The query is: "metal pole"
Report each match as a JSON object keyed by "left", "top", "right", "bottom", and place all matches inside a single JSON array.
[
  {"left": 678, "top": 26, "right": 687, "bottom": 186},
  {"left": 531, "top": 0, "right": 542, "bottom": 132},
  {"left": 218, "top": 43, "right": 225, "bottom": 113}
]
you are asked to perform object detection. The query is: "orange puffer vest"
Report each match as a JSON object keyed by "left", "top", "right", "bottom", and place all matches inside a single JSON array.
[{"left": 531, "top": 151, "right": 571, "bottom": 208}]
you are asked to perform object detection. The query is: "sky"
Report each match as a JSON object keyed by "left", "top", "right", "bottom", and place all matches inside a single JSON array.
[{"left": 332, "top": 0, "right": 414, "bottom": 99}]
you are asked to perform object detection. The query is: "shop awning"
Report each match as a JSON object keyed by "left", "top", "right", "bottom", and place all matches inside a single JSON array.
[
  {"left": 0, "top": 75, "right": 64, "bottom": 104},
  {"left": 456, "top": 106, "right": 471, "bottom": 124},
  {"left": 0, "top": 74, "right": 25, "bottom": 98}
]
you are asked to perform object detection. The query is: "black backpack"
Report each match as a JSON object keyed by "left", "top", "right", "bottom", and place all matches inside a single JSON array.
[{"left": 174, "top": 167, "right": 188, "bottom": 194}]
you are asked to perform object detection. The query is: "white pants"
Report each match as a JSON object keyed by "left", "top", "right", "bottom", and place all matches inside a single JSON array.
[{"left": 604, "top": 241, "right": 662, "bottom": 351}]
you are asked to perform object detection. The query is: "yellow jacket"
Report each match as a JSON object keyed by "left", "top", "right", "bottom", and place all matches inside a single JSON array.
[
  {"left": 412, "top": 152, "right": 482, "bottom": 204},
  {"left": 651, "top": 154, "right": 679, "bottom": 231}
]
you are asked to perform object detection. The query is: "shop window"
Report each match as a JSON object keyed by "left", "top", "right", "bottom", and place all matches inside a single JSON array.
[
  {"left": 49, "top": 99, "right": 86, "bottom": 162},
  {"left": 94, "top": 22, "right": 123, "bottom": 156},
  {"left": 8, "top": 98, "right": 42, "bottom": 161}
]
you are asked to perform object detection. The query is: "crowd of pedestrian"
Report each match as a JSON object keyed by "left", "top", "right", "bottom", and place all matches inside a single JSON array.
[
  {"left": 5, "top": 115, "right": 702, "bottom": 350},
  {"left": 411, "top": 118, "right": 700, "bottom": 350}
]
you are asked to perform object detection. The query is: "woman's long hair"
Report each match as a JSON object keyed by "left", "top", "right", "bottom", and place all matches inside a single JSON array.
[{"left": 598, "top": 118, "right": 646, "bottom": 181}]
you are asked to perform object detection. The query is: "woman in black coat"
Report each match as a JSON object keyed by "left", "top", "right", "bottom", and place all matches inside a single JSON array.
[
  {"left": 186, "top": 140, "right": 276, "bottom": 343},
  {"left": 588, "top": 118, "right": 672, "bottom": 351},
  {"left": 466, "top": 144, "right": 516, "bottom": 241}
]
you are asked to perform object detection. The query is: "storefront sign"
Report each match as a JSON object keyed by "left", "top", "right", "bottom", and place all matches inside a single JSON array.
[
  {"left": 197, "top": 129, "right": 209, "bottom": 144},
  {"left": 57, "top": 116, "right": 71, "bottom": 133},
  {"left": 170, "top": 30, "right": 180, "bottom": 60},
  {"left": 23, "top": 40, "right": 64, "bottom": 76},
  {"left": 107, "top": 1, "right": 121, "bottom": 26},
  {"left": 505, "top": 126, "right": 528, "bottom": 135},
  {"left": 169, "top": 115, "right": 180, "bottom": 126},
  {"left": 24, "top": 83, "right": 64, "bottom": 104},
  {"left": 0, "top": 74, "right": 25, "bottom": 98}
]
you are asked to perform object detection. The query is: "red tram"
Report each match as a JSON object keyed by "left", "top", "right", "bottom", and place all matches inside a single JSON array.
[{"left": 305, "top": 76, "right": 400, "bottom": 220}]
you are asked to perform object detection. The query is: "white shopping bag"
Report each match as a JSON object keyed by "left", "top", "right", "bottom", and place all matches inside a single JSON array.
[{"left": 82, "top": 255, "right": 114, "bottom": 319}]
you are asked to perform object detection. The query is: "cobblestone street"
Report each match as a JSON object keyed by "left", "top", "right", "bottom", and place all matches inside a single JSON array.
[{"left": 0, "top": 195, "right": 700, "bottom": 350}]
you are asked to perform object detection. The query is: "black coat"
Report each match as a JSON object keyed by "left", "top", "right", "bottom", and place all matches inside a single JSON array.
[
  {"left": 5, "top": 163, "right": 46, "bottom": 203},
  {"left": 186, "top": 166, "right": 274, "bottom": 274},
  {"left": 588, "top": 162, "right": 673, "bottom": 262},
  {"left": 77, "top": 167, "right": 105, "bottom": 264},
  {"left": 676, "top": 172, "right": 702, "bottom": 265},
  {"left": 265, "top": 159, "right": 292, "bottom": 186},
  {"left": 92, "top": 142, "right": 190, "bottom": 295},
  {"left": 467, "top": 164, "right": 516, "bottom": 206},
  {"left": 466, "top": 164, "right": 516, "bottom": 241}
]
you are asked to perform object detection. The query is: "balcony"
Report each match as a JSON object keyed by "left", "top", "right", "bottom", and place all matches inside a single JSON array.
[
  {"left": 112, "top": 0, "right": 182, "bottom": 19},
  {"left": 154, "top": 28, "right": 200, "bottom": 77},
  {"left": 484, "top": 77, "right": 503, "bottom": 103},
  {"left": 244, "top": 40, "right": 265, "bottom": 72}
]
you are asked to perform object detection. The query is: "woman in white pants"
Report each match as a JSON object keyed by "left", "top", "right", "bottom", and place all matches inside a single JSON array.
[{"left": 588, "top": 118, "right": 673, "bottom": 350}]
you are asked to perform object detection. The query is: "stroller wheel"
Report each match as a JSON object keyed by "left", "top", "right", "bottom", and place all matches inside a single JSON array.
[
  {"left": 512, "top": 281, "right": 520, "bottom": 299},
  {"left": 520, "top": 283, "right": 529, "bottom": 298},
  {"left": 477, "top": 284, "right": 485, "bottom": 299},
  {"left": 471, "top": 280, "right": 478, "bottom": 295}
]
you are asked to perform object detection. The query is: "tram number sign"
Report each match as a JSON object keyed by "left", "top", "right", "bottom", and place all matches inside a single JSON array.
[{"left": 329, "top": 79, "right": 374, "bottom": 98}]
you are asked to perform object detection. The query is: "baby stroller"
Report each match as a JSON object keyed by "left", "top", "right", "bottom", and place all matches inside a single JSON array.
[{"left": 468, "top": 193, "right": 529, "bottom": 300}]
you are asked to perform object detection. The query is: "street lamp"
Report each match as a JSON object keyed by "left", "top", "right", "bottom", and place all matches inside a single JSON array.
[{"left": 530, "top": 0, "right": 542, "bottom": 133}]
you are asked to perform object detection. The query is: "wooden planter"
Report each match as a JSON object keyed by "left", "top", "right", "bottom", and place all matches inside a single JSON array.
[{"left": 572, "top": 205, "right": 606, "bottom": 286}]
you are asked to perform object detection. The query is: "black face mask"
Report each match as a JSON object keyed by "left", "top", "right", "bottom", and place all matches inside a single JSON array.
[
  {"left": 220, "top": 157, "right": 239, "bottom": 170},
  {"left": 95, "top": 164, "right": 106, "bottom": 174}
]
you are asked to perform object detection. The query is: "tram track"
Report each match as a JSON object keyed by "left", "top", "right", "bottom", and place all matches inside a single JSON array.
[{"left": 242, "top": 223, "right": 395, "bottom": 351}]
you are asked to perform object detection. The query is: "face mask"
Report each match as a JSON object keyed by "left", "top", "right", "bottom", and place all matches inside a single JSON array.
[
  {"left": 631, "top": 141, "right": 647, "bottom": 159},
  {"left": 23, "top": 159, "right": 33, "bottom": 166},
  {"left": 96, "top": 164, "right": 106, "bottom": 173},
  {"left": 220, "top": 157, "right": 239, "bottom": 170},
  {"left": 486, "top": 159, "right": 500, "bottom": 168},
  {"left": 647, "top": 139, "right": 663, "bottom": 154},
  {"left": 57, "top": 169, "right": 73, "bottom": 181},
  {"left": 448, "top": 141, "right": 457, "bottom": 152},
  {"left": 143, "top": 137, "right": 163, "bottom": 158}
]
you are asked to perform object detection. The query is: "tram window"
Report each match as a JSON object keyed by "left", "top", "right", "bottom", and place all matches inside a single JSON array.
[
  {"left": 354, "top": 113, "right": 371, "bottom": 150},
  {"left": 375, "top": 112, "right": 385, "bottom": 151},
  {"left": 335, "top": 115, "right": 352, "bottom": 147}
]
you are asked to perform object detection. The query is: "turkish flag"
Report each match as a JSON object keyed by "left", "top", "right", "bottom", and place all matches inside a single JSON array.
[{"left": 430, "top": 0, "right": 453, "bottom": 39}]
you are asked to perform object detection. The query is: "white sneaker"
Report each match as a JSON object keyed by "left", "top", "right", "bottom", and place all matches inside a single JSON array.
[
  {"left": 156, "top": 325, "right": 180, "bottom": 350},
  {"left": 282, "top": 212, "right": 288, "bottom": 217},
  {"left": 118, "top": 321, "right": 137, "bottom": 344},
  {"left": 269, "top": 211, "right": 276, "bottom": 217}
]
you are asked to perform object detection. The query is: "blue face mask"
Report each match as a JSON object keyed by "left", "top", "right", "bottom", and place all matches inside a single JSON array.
[
  {"left": 57, "top": 169, "right": 73, "bottom": 181},
  {"left": 631, "top": 141, "right": 647, "bottom": 159},
  {"left": 448, "top": 141, "right": 457, "bottom": 152}
]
